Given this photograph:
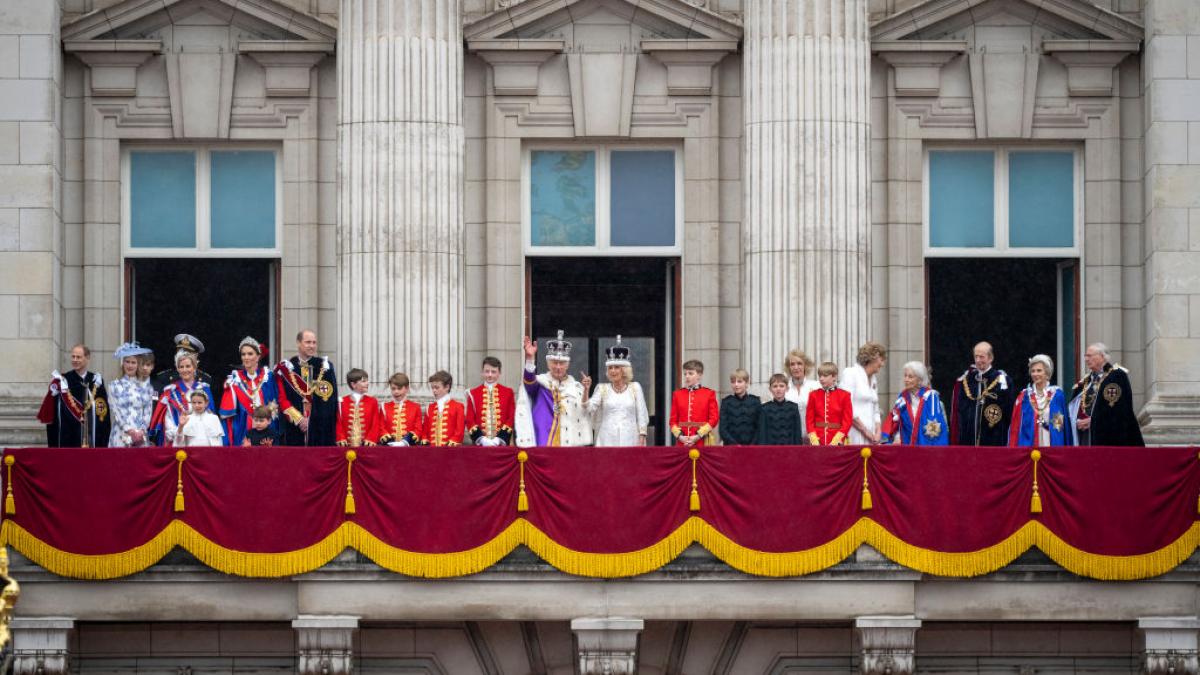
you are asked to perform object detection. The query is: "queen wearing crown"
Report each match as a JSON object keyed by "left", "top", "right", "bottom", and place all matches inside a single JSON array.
[
  {"left": 515, "top": 331, "right": 593, "bottom": 448},
  {"left": 587, "top": 336, "right": 650, "bottom": 447}
]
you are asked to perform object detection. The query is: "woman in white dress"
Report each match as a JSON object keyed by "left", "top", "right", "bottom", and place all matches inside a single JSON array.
[
  {"left": 108, "top": 342, "right": 156, "bottom": 447},
  {"left": 588, "top": 336, "right": 649, "bottom": 447},
  {"left": 783, "top": 348, "right": 821, "bottom": 439},
  {"left": 840, "top": 341, "right": 887, "bottom": 446}
]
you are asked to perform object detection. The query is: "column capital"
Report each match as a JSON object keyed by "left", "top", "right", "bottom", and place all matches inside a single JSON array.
[
  {"left": 571, "top": 618, "right": 644, "bottom": 675},
  {"left": 293, "top": 615, "right": 359, "bottom": 675},
  {"left": 12, "top": 617, "right": 75, "bottom": 675},
  {"left": 855, "top": 616, "right": 921, "bottom": 675},
  {"left": 1140, "top": 617, "right": 1200, "bottom": 675}
]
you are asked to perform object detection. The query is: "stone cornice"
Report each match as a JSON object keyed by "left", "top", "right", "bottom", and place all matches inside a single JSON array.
[
  {"left": 871, "top": 0, "right": 1143, "bottom": 42},
  {"left": 60, "top": 0, "right": 337, "bottom": 42}
]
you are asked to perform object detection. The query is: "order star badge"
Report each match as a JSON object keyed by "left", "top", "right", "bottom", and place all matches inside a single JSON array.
[{"left": 924, "top": 419, "right": 942, "bottom": 439}]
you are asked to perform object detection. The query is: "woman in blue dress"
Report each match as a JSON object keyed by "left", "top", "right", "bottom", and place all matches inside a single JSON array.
[
  {"left": 881, "top": 361, "right": 949, "bottom": 445},
  {"left": 1010, "top": 354, "right": 1072, "bottom": 447},
  {"left": 149, "top": 350, "right": 217, "bottom": 446}
]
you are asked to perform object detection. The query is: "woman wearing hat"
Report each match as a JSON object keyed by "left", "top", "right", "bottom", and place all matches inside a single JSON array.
[
  {"left": 108, "top": 342, "right": 156, "bottom": 447},
  {"left": 219, "top": 336, "right": 283, "bottom": 446},
  {"left": 587, "top": 336, "right": 650, "bottom": 447}
]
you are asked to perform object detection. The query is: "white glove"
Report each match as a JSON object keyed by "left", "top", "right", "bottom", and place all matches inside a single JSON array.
[{"left": 389, "top": 440, "right": 409, "bottom": 447}]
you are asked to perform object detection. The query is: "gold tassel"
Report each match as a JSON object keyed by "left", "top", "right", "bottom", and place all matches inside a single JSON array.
[
  {"left": 4, "top": 455, "right": 14, "bottom": 515},
  {"left": 174, "top": 451, "right": 187, "bottom": 513},
  {"left": 1030, "top": 449, "right": 1043, "bottom": 514},
  {"left": 517, "top": 451, "right": 529, "bottom": 512},
  {"left": 344, "top": 450, "right": 357, "bottom": 515},
  {"left": 1196, "top": 452, "right": 1199, "bottom": 515},
  {"left": 689, "top": 449, "right": 701, "bottom": 512},
  {"left": 860, "top": 448, "right": 873, "bottom": 511}
]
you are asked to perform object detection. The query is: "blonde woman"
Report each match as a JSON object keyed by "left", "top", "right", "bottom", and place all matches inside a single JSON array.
[
  {"left": 588, "top": 336, "right": 649, "bottom": 447},
  {"left": 783, "top": 348, "right": 820, "bottom": 438}
]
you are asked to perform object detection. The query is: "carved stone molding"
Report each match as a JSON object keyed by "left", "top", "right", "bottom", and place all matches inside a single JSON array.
[
  {"left": 240, "top": 41, "right": 334, "bottom": 97},
  {"left": 856, "top": 616, "right": 921, "bottom": 675},
  {"left": 571, "top": 618, "right": 644, "bottom": 675},
  {"left": 293, "top": 615, "right": 358, "bottom": 675},
  {"left": 467, "top": 39, "right": 564, "bottom": 96},
  {"left": 642, "top": 39, "right": 738, "bottom": 96},
  {"left": 11, "top": 617, "right": 74, "bottom": 675},
  {"left": 64, "top": 40, "right": 161, "bottom": 97},
  {"left": 1140, "top": 618, "right": 1200, "bottom": 675},
  {"left": 1043, "top": 40, "right": 1140, "bottom": 97},
  {"left": 873, "top": 40, "right": 966, "bottom": 98}
]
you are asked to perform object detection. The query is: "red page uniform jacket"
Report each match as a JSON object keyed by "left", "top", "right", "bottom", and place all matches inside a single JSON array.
[
  {"left": 335, "top": 394, "right": 383, "bottom": 447},
  {"left": 669, "top": 386, "right": 720, "bottom": 447},
  {"left": 465, "top": 383, "right": 515, "bottom": 445},
  {"left": 806, "top": 387, "right": 854, "bottom": 446},
  {"left": 424, "top": 399, "right": 465, "bottom": 447},
  {"left": 381, "top": 399, "right": 423, "bottom": 446}
]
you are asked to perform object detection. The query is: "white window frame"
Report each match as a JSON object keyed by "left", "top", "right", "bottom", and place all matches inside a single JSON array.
[
  {"left": 122, "top": 144, "right": 283, "bottom": 258},
  {"left": 923, "top": 145, "right": 1083, "bottom": 258},
  {"left": 522, "top": 142, "right": 684, "bottom": 257}
]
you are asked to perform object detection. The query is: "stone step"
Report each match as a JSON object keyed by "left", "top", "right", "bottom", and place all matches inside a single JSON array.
[{"left": 0, "top": 397, "right": 45, "bottom": 448}]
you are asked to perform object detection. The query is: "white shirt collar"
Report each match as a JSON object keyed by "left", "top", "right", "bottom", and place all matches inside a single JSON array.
[
  {"left": 351, "top": 392, "right": 363, "bottom": 403},
  {"left": 436, "top": 393, "right": 451, "bottom": 410}
]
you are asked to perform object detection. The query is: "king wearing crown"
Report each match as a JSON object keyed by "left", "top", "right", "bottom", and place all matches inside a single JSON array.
[{"left": 515, "top": 331, "right": 593, "bottom": 447}]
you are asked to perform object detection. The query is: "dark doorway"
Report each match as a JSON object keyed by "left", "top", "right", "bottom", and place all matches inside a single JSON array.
[
  {"left": 528, "top": 257, "right": 677, "bottom": 445},
  {"left": 128, "top": 258, "right": 277, "bottom": 380},
  {"left": 928, "top": 258, "right": 1078, "bottom": 400}
]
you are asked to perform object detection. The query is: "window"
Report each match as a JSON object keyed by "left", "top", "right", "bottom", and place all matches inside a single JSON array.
[
  {"left": 525, "top": 145, "right": 682, "bottom": 255},
  {"left": 123, "top": 146, "right": 281, "bottom": 257},
  {"left": 925, "top": 147, "right": 1079, "bottom": 256}
]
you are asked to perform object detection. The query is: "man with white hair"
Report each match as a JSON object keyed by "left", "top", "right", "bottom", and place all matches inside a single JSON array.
[
  {"left": 949, "top": 341, "right": 1014, "bottom": 446},
  {"left": 1069, "top": 343, "right": 1144, "bottom": 446},
  {"left": 514, "top": 332, "right": 593, "bottom": 447}
]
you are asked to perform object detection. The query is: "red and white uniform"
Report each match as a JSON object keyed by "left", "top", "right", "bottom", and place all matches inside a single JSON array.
[
  {"left": 335, "top": 394, "right": 383, "bottom": 447},
  {"left": 423, "top": 396, "right": 465, "bottom": 447},
  {"left": 465, "top": 383, "right": 515, "bottom": 446},
  {"left": 669, "top": 386, "right": 720, "bottom": 447},
  {"left": 806, "top": 387, "right": 854, "bottom": 445},
  {"left": 381, "top": 398, "right": 423, "bottom": 446}
]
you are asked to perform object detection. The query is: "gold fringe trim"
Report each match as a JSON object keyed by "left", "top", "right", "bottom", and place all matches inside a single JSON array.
[{"left": 3, "top": 517, "right": 1198, "bottom": 581}]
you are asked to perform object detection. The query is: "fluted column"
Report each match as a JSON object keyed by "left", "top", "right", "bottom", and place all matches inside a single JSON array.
[
  {"left": 742, "top": 0, "right": 872, "bottom": 381},
  {"left": 338, "top": 0, "right": 464, "bottom": 391}
]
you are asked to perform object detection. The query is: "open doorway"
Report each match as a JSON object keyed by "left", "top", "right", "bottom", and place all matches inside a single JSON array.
[
  {"left": 927, "top": 258, "right": 1079, "bottom": 399},
  {"left": 526, "top": 257, "right": 679, "bottom": 445}
]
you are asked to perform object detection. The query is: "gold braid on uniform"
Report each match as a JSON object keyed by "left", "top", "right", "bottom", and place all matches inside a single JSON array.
[{"left": 961, "top": 374, "right": 1001, "bottom": 402}]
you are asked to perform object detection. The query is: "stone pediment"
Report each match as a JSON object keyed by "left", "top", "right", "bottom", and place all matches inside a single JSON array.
[
  {"left": 465, "top": 0, "right": 742, "bottom": 43},
  {"left": 871, "top": 0, "right": 1143, "bottom": 42},
  {"left": 60, "top": 0, "right": 336, "bottom": 42}
]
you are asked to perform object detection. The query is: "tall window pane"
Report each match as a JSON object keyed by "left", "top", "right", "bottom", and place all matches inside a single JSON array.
[
  {"left": 210, "top": 150, "right": 276, "bottom": 249},
  {"left": 610, "top": 150, "right": 675, "bottom": 247},
  {"left": 929, "top": 151, "right": 994, "bottom": 248},
  {"left": 1009, "top": 151, "right": 1074, "bottom": 248},
  {"left": 130, "top": 151, "right": 196, "bottom": 248},
  {"left": 530, "top": 150, "right": 596, "bottom": 247}
]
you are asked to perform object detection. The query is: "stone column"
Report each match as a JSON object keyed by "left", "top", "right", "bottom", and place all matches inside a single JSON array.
[
  {"left": 742, "top": 0, "right": 872, "bottom": 381},
  {"left": 855, "top": 616, "right": 920, "bottom": 675},
  {"left": 1138, "top": 0, "right": 1200, "bottom": 443},
  {"left": 570, "top": 618, "right": 644, "bottom": 675},
  {"left": 11, "top": 617, "right": 74, "bottom": 675},
  {"left": 1139, "top": 617, "right": 1200, "bottom": 675},
  {"left": 293, "top": 615, "right": 358, "bottom": 675},
  {"left": 337, "top": 0, "right": 464, "bottom": 394}
]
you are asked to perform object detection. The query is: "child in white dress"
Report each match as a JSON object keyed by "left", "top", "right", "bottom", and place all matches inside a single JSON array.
[{"left": 177, "top": 390, "right": 226, "bottom": 447}]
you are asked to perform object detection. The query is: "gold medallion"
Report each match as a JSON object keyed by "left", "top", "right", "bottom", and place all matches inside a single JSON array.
[
  {"left": 923, "top": 419, "right": 942, "bottom": 439},
  {"left": 314, "top": 379, "right": 334, "bottom": 402},
  {"left": 94, "top": 398, "right": 108, "bottom": 422},
  {"left": 984, "top": 403, "right": 1003, "bottom": 428},
  {"left": 1103, "top": 382, "right": 1121, "bottom": 407},
  {"left": 1052, "top": 413, "right": 1064, "bottom": 432}
]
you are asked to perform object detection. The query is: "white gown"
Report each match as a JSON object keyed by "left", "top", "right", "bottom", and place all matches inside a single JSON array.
[
  {"left": 588, "top": 382, "right": 649, "bottom": 447},
  {"left": 840, "top": 364, "right": 880, "bottom": 446}
]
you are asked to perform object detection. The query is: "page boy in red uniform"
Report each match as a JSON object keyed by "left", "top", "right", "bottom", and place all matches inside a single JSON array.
[
  {"left": 423, "top": 370, "right": 465, "bottom": 447},
  {"left": 806, "top": 362, "right": 854, "bottom": 446},
  {"left": 380, "top": 372, "right": 423, "bottom": 446},
  {"left": 335, "top": 368, "right": 383, "bottom": 447},
  {"left": 669, "top": 359, "right": 720, "bottom": 447},
  {"left": 466, "top": 356, "right": 515, "bottom": 446}
]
